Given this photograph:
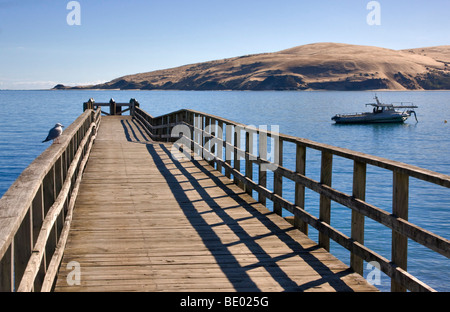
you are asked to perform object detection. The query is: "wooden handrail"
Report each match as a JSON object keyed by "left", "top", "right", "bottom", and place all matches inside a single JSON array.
[
  {"left": 0, "top": 108, "right": 101, "bottom": 292},
  {"left": 17, "top": 120, "right": 99, "bottom": 292},
  {"left": 140, "top": 107, "right": 449, "bottom": 187},
  {"left": 134, "top": 106, "right": 449, "bottom": 292},
  {"left": 40, "top": 117, "right": 98, "bottom": 292},
  {"left": 167, "top": 109, "right": 450, "bottom": 187}
]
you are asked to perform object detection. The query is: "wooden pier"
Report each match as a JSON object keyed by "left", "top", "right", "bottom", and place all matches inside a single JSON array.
[{"left": 0, "top": 99, "right": 449, "bottom": 292}]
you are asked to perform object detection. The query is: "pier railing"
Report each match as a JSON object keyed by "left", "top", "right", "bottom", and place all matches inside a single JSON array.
[
  {"left": 83, "top": 98, "right": 139, "bottom": 116},
  {"left": 134, "top": 106, "right": 450, "bottom": 292},
  {"left": 0, "top": 108, "right": 101, "bottom": 292}
]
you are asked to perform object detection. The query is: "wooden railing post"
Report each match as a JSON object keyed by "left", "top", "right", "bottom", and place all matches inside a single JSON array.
[
  {"left": 0, "top": 244, "right": 13, "bottom": 291},
  {"left": 191, "top": 114, "right": 196, "bottom": 156},
  {"left": 295, "top": 144, "right": 307, "bottom": 234},
  {"left": 14, "top": 210, "right": 33, "bottom": 291},
  {"left": 204, "top": 116, "right": 211, "bottom": 163},
  {"left": 234, "top": 126, "right": 242, "bottom": 188},
  {"left": 392, "top": 171, "right": 409, "bottom": 292},
  {"left": 130, "top": 98, "right": 139, "bottom": 116},
  {"left": 200, "top": 115, "right": 205, "bottom": 152},
  {"left": 258, "top": 130, "right": 267, "bottom": 205},
  {"left": 217, "top": 121, "right": 224, "bottom": 174},
  {"left": 189, "top": 112, "right": 195, "bottom": 158},
  {"left": 319, "top": 151, "right": 333, "bottom": 251},
  {"left": 83, "top": 98, "right": 94, "bottom": 111},
  {"left": 32, "top": 186, "right": 45, "bottom": 290},
  {"left": 32, "top": 186, "right": 44, "bottom": 247},
  {"left": 193, "top": 114, "right": 201, "bottom": 157},
  {"left": 158, "top": 117, "right": 162, "bottom": 139},
  {"left": 225, "top": 124, "right": 233, "bottom": 179},
  {"left": 273, "top": 138, "right": 283, "bottom": 216},
  {"left": 198, "top": 115, "right": 203, "bottom": 156},
  {"left": 351, "top": 160, "right": 367, "bottom": 275},
  {"left": 245, "top": 129, "right": 254, "bottom": 196},
  {"left": 165, "top": 115, "right": 169, "bottom": 142},
  {"left": 55, "top": 158, "right": 64, "bottom": 239},
  {"left": 245, "top": 129, "right": 254, "bottom": 195},
  {"left": 45, "top": 172, "right": 57, "bottom": 274},
  {"left": 109, "top": 99, "right": 116, "bottom": 116},
  {"left": 209, "top": 119, "right": 217, "bottom": 167}
]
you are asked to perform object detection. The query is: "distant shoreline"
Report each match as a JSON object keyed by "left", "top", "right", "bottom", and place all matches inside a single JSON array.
[{"left": 51, "top": 42, "right": 450, "bottom": 92}]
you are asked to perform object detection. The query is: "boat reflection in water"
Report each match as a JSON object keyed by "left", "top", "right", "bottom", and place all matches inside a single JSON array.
[{"left": 332, "top": 95, "right": 418, "bottom": 124}]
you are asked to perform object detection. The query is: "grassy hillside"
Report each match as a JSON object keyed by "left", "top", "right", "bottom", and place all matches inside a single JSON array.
[{"left": 55, "top": 43, "right": 450, "bottom": 91}]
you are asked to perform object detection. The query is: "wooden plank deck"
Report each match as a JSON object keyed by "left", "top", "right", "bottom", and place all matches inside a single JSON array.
[{"left": 54, "top": 116, "right": 378, "bottom": 292}]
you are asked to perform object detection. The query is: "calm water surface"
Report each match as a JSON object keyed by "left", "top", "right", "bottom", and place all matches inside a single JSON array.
[{"left": 0, "top": 90, "right": 449, "bottom": 291}]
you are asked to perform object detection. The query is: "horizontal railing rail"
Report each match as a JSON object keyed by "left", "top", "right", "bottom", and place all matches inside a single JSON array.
[
  {"left": 0, "top": 108, "right": 101, "bottom": 292},
  {"left": 134, "top": 106, "right": 449, "bottom": 292}
]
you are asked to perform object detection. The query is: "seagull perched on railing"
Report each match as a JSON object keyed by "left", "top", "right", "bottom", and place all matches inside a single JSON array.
[{"left": 42, "top": 123, "right": 64, "bottom": 144}]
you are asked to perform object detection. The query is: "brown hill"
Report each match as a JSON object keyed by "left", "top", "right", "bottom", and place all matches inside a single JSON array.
[{"left": 57, "top": 43, "right": 450, "bottom": 91}]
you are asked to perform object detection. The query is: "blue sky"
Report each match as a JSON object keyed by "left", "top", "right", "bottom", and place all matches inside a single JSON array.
[{"left": 0, "top": 0, "right": 449, "bottom": 89}]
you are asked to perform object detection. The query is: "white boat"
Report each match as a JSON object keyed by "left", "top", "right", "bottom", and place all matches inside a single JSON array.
[{"left": 332, "top": 96, "right": 418, "bottom": 124}]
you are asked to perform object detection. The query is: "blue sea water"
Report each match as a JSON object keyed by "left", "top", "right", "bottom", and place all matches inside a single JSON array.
[{"left": 0, "top": 90, "right": 449, "bottom": 291}]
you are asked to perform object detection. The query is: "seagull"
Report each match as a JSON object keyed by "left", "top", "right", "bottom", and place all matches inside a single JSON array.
[{"left": 42, "top": 123, "right": 64, "bottom": 144}]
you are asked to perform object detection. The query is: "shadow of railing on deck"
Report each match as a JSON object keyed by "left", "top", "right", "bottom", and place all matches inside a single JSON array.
[
  {"left": 121, "top": 119, "right": 150, "bottom": 143},
  {"left": 144, "top": 143, "right": 356, "bottom": 292}
]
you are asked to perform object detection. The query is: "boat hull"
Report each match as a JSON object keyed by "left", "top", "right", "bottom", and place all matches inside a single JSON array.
[{"left": 332, "top": 113, "right": 409, "bottom": 124}]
